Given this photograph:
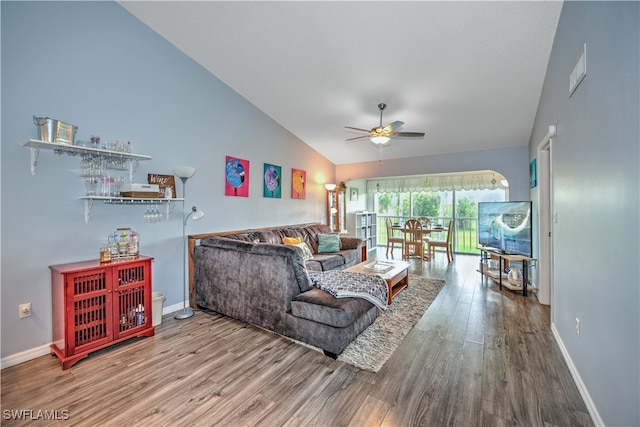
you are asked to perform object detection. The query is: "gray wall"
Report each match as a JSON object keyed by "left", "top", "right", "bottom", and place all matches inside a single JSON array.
[
  {"left": 529, "top": 2, "right": 639, "bottom": 425},
  {"left": 1, "top": 1, "right": 334, "bottom": 360}
]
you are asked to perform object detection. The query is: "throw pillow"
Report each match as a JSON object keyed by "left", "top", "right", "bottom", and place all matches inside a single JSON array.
[
  {"left": 291, "top": 242, "right": 314, "bottom": 260},
  {"left": 284, "top": 237, "right": 313, "bottom": 260},
  {"left": 317, "top": 233, "right": 340, "bottom": 253},
  {"left": 283, "top": 236, "right": 302, "bottom": 245}
]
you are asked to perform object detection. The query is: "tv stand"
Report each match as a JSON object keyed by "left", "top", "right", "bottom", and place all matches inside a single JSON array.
[{"left": 478, "top": 247, "right": 537, "bottom": 296}]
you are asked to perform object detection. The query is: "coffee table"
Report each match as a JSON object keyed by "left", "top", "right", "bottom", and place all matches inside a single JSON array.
[{"left": 345, "top": 259, "right": 410, "bottom": 304}]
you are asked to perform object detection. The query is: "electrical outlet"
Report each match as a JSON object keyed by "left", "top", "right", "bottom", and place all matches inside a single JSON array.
[
  {"left": 19, "top": 303, "right": 32, "bottom": 319},
  {"left": 575, "top": 317, "right": 580, "bottom": 336}
]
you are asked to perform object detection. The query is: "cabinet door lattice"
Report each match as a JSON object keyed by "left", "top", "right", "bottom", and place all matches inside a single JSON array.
[{"left": 69, "top": 269, "right": 112, "bottom": 354}]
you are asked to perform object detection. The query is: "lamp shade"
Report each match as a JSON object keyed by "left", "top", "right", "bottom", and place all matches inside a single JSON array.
[
  {"left": 325, "top": 183, "right": 337, "bottom": 191},
  {"left": 370, "top": 135, "right": 391, "bottom": 145},
  {"left": 190, "top": 207, "right": 205, "bottom": 221},
  {"left": 173, "top": 166, "right": 196, "bottom": 179},
  {"left": 184, "top": 206, "right": 205, "bottom": 225}
]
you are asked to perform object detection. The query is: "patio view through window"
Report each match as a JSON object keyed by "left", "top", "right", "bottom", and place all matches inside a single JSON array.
[{"left": 374, "top": 187, "right": 506, "bottom": 255}]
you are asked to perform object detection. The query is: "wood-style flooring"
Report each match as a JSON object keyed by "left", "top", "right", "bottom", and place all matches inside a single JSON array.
[{"left": 1, "top": 250, "right": 593, "bottom": 426}]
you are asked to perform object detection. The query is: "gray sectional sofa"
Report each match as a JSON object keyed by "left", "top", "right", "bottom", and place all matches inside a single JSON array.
[{"left": 189, "top": 223, "right": 379, "bottom": 356}]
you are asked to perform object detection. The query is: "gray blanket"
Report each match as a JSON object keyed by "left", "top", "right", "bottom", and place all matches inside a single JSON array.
[{"left": 309, "top": 271, "right": 389, "bottom": 310}]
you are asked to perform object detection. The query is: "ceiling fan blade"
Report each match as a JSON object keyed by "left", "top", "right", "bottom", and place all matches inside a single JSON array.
[
  {"left": 345, "top": 135, "right": 371, "bottom": 142},
  {"left": 383, "top": 121, "right": 404, "bottom": 132},
  {"left": 344, "top": 126, "right": 370, "bottom": 133},
  {"left": 391, "top": 131, "right": 425, "bottom": 138}
]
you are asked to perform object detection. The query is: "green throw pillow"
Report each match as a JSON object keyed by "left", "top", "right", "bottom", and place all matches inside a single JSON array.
[{"left": 317, "top": 233, "right": 340, "bottom": 253}]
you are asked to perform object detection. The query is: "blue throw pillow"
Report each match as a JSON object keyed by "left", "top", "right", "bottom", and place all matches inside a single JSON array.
[{"left": 317, "top": 233, "right": 340, "bottom": 253}]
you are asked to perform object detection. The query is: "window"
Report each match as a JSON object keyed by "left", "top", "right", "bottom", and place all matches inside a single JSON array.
[{"left": 374, "top": 182, "right": 506, "bottom": 254}]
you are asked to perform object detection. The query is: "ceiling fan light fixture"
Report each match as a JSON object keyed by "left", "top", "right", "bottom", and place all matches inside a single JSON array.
[
  {"left": 345, "top": 103, "right": 424, "bottom": 147},
  {"left": 371, "top": 135, "right": 391, "bottom": 145}
]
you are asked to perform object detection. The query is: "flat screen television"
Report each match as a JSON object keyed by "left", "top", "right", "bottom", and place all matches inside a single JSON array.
[{"left": 478, "top": 201, "right": 532, "bottom": 257}]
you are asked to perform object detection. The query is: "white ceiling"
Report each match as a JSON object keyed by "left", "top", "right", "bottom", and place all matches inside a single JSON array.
[{"left": 119, "top": 1, "right": 562, "bottom": 165}]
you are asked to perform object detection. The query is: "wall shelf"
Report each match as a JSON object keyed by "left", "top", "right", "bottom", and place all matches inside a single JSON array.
[
  {"left": 24, "top": 139, "right": 182, "bottom": 223},
  {"left": 80, "top": 196, "right": 184, "bottom": 223},
  {"left": 24, "top": 139, "right": 151, "bottom": 181}
]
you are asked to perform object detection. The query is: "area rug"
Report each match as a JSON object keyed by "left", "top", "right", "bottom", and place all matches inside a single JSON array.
[{"left": 337, "top": 275, "right": 445, "bottom": 373}]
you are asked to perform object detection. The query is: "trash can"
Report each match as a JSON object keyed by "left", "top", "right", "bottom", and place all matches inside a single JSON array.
[{"left": 152, "top": 292, "right": 165, "bottom": 326}]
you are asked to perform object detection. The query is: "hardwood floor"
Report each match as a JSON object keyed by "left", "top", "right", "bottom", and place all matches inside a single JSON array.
[{"left": 1, "top": 251, "right": 593, "bottom": 427}]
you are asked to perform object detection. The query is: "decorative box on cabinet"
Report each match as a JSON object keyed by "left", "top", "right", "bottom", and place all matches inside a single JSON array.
[
  {"left": 347, "top": 212, "right": 377, "bottom": 259},
  {"left": 49, "top": 256, "right": 155, "bottom": 369}
]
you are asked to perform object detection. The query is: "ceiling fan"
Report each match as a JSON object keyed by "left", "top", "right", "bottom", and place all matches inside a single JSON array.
[{"left": 345, "top": 103, "right": 425, "bottom": 146}]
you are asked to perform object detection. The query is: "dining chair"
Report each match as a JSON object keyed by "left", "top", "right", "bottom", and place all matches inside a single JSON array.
[
  {"left": 416, "top": 216, "right": 432, "bottom": 256},
  {"left": 385, "top": 217, "right": 404, "bottom": 258},
  {"left": 402, "top": 219, "right": 424, "bottom": 260},
  {"left": 428, "top": 219, "right": 454, "bottom": 262},
  {"left": 416, "top": 216, "right": 431, "bottom": 228}
]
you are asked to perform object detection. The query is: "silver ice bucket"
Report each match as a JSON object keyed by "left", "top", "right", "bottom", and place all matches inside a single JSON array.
[{"left": 33, "top": 116, "right": 78, "bottom": 145}]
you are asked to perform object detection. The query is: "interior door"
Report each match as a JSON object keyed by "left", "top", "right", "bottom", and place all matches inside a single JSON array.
[{"left": 537, "top": 129, "right": 554, "bottom": 307}]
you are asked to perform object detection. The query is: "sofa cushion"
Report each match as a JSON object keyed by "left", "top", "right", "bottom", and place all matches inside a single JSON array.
[
  {"left": 198, "top": 236, "right": 313, "bottom": 294},
  {"left": 291, "top": 288, "right": 375, "bottom": 328},
  {"left": 284, "top": 228, "right": 306, "bottom": 239},
  {"left": 317, "top": 233, "right": 340, "bottom": 253},
  {"left": 338, "top": 248, "right": 359, "bottom": 266},
  {"left": 225, "top": 233, "right": 259, "bottom": 243},
  {"left": 304, "top": 259, "right": 323, "bottom": 272},
  {"left": 256, "top": 229, "right": 288, "bottom": 244},
  {"left": 338, "top": 236, "right": 361, "bottom": 250},
  {"left": 302, "top": 224, "right": 333, "bottom": 253},
  {"left": 310, "top": 253, "right": 345, "bottom": 271},
  {"left": 203, "top": 233, "right": 258, "bottom": 243}
]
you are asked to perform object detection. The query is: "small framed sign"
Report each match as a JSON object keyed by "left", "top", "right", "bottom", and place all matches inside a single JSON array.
[
  {"left": 148, "top": 173, "right": 176, "bottom": 198},
  {"left": 350, "top": 187, "right": 358, "bottom": 201}
]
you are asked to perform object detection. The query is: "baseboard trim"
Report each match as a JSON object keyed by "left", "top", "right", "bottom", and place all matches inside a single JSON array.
[
  {"left": 1, "top": 305, "right": 183, "bottom": 370},
  {"left": 551, "top": 322, "right": 604, "bottom": 427},
  {"left": 164, "top": 301, "right": 184, "bottom": 315},
  {"left": 1, "top": 344, "right": 52, "bottom": 370}
]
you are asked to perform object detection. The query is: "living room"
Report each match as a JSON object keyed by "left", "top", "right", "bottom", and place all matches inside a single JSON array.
[{"left": 1, "top": 2, "right": 638, "bottom": 426}]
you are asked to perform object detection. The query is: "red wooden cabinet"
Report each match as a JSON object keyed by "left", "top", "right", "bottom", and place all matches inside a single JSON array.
[{"left": 49, "top": 256, "right": 155, "bottom": 369}]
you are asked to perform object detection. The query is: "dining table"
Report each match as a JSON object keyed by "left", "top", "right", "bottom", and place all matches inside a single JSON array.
[
  {"left": 391, "top": 224, "right": 446, "bottom": 234},
  {"left": 391, "top": 223, "right": 446, "bottom": 260}
]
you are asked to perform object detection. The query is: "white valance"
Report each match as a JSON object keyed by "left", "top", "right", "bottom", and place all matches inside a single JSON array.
[{"left": 366, "top": 170, "right": 507, "bottom": 193}]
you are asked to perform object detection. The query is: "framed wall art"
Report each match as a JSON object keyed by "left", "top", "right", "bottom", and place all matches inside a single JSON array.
[
  {"left": 291, "top": 168, "right": 306, "bottom": 199},
  {"left": 350, "top": 187, "right": 358, "bottom": 201},
  {"left": 225, "top": 156, "right": 250, "bottom": 197},
  {"left": 530, "top": 158, "right": 537, "bottom": 188},
  {"left": 263, "top": 163, "right": 282, "bottom": 198}
]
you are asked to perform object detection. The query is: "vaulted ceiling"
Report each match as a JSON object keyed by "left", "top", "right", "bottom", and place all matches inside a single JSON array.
[{"left": 119, "top": 1, "right": 562, "bottom": 165}]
